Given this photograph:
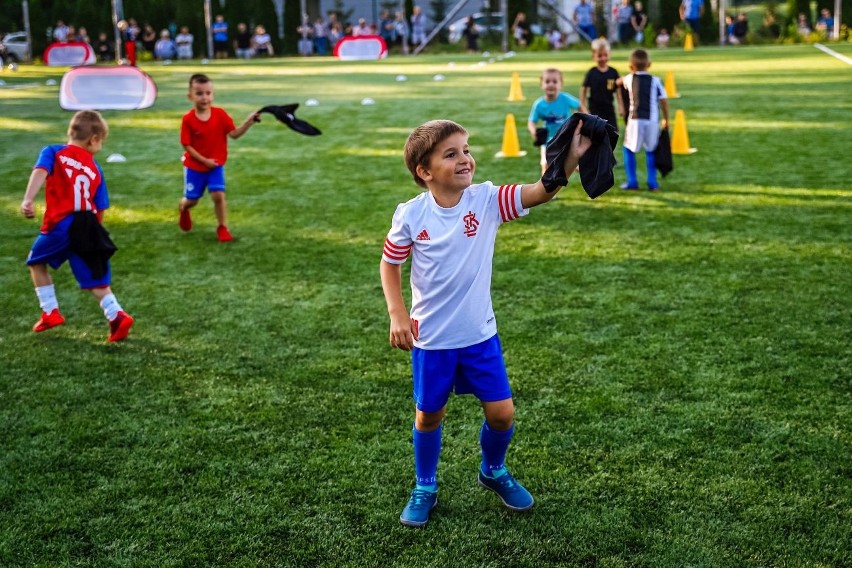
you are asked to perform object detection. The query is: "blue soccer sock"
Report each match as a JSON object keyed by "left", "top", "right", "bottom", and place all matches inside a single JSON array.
[
  {"left": 413, "top": 424, "right": 442, "bottom": 491},
  {"left": 622, "top": 147, "right": 638, "bottom": 187},
  {"left": 645, "top": 150, "right": 658, "bottom": 187},
  {"left": 480, "top": 421, "right": 514, "bottom": 477}
]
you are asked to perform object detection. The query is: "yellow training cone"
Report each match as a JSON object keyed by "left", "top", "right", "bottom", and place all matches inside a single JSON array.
[
  {"left": 495, "top": 114, "right": 527, "bottom": 158},
  {"left": 683, "top": 32, "right": 694, "bottom": 51},
  {"left": 665, "top": 70, "right": 681, "bottom": 98},
  {"left": 671, "top": 109, "right": 697, "bottom": 155},
  {"left": 507, "top": 71, "right": 525, "bottom": 101}
]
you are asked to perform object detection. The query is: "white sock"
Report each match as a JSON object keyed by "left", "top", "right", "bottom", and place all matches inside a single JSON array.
[
  {"left": 35, "top": 285, "right": 59, "bottom": 313},
  {"left": 99, "top": 293, "right": 123, "bottom": 321}
]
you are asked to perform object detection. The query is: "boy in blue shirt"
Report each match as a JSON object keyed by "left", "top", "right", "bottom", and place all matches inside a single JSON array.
[{"left": 527, "top": 68, "right": 581, "bottom": 173}]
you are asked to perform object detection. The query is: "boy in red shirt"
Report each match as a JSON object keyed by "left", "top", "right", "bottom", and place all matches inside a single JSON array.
[
  {"left": 178, "top": 73, "right": 259, "bottom": 242},
  {"left": 21, "top": 110, "right": 134, "bottom": 342}
]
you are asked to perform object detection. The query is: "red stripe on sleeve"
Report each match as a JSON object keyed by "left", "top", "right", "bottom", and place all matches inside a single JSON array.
[
  {"left": 499, "top": 184, "right": 520, "bottom": 222},
  {"left": 383, "top": 238, "right": 412, "bottom": 261}
]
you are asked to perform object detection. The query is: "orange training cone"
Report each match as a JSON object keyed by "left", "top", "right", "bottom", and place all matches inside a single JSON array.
[
  {"left": 683, "top": 32, "right": 694, "bottom": 51},
  {"left": 495, "top": 114, "right": 527, "bottom": 158},
  {"left": 665, "top": 70, "right": 681, "bottom": 98},
  {"left": 671, "top": 109, "right": 697, "bottom": 155},
  {"left": 507, "top": 72, "right": 525, "bottom": 102}
]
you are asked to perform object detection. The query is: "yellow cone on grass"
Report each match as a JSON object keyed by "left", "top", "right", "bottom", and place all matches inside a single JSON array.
[
  {"left": 671, "top": 109, "right": 697, "bottom": 155},
  {"left": 495, "top": 114, "right": 527, "bottom": 158},
  {"left": 507, "top": 72, "right": 525, "bottom": 101},
  {"left": 684, "top": 32, "right": 694, "bottom": 51},
  {"left": 665, "top": 70, "right": 681, "bottom": 98}
]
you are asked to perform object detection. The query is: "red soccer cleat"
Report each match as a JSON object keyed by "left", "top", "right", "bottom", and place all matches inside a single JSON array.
[
  {"left": 108, "top": 311, "right": 134, "bottom": 342},
  {"left": 33, "top": 308, "right": 65, "bottom": 332},
  {"left": 179, "top": 208, "right": 192, "bottom": 232},
  {"left": 217, "top": 225, "right": 233, "bottom": 242}
]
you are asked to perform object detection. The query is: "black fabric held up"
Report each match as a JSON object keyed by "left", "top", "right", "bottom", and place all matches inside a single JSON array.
[
  {"left": 258, "top": 104, "right": 322, "bottom": 136},
  {"left": 69, "top": 211, "right": 117, "bottom": 280},
  {"left": 540, "top": 113, "right": 619, "bottom": 199},
  {"left": 655, "top": 127, "right": 673, "bottom": 177}
]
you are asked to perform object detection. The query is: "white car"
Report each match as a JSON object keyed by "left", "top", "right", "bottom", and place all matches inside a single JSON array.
[{"left": 1, "top": 31, "right": 31, "bottom": 63}]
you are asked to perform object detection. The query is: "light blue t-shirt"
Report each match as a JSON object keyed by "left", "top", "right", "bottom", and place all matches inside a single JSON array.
[
  {"left": 574, "top": 3, "right": 595, "bottom": 26},
  {"left": 529, "top": 93, "right": 582, "bottom": 141}
]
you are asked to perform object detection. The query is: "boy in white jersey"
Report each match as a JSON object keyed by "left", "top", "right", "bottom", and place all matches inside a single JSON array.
[{"left": 381, "top": 119, "right": 591, "bottom": 527}]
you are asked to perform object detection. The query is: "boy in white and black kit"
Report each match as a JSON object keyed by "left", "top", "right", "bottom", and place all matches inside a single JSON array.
[
  {"left": 620, "top": 49, "right": 669, "bottom": 191},
  {"left": 380, "top": 119, "right": 592, "bottom": 527}
]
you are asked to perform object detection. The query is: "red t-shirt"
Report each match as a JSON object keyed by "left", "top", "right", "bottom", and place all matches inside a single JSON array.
[
  {"left": 35, "top": 144, "right": 107, "bottom": 234},
  {"left": 181, "top": 106, "right": 236, "bottom": 171}
]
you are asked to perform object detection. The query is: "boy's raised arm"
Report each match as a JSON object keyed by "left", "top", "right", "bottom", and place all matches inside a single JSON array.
[{"left": 521, "top": 120, "right": 592, "bottom": 208}]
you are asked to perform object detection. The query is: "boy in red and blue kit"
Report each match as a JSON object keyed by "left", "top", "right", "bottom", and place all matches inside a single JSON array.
[
  {"left": 21, "top": 110, "right": 134, "bottom": 342},
  {"left": 380, "top": 118, "right": 592, "bottom": 527},
  {"left": 178, "top": 73, "right": 258, "bottom": 242}
]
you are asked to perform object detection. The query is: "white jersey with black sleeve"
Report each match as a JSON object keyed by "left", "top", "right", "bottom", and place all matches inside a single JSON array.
[{"left": 382, "top": 181, "right": 529, "bottom": 350}]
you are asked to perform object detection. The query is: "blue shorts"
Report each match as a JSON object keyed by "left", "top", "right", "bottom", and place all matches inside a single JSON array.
[
  {"left": 184, "top": 166, "right": 226, "bottom": 200},
  {"left": 26, "top": 215, "right": 111, "bottom": 289},
  {"left": 411, "top": 334, "right": 512, "bottom": 413}
]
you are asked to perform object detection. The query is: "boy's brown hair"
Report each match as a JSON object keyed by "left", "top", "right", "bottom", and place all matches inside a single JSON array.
[
  {"left": 630, "top": 48, "right": 650, "bottom": 71},
  {"left": 404, "top": 120, "right": 468, "bottom": 188},
  {"left": 189, "top": 73, "right": 211, "bottom": 88},
  {"left": 67, "top": 110, "right": 108, "bottom": 142}
]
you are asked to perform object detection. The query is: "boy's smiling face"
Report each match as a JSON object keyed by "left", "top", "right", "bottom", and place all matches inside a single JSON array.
[
  {"left": 541, "top": 71, "right": 563, "bottom": 100},
  {"left": 417, "top": 132, "right": 475, "bottom": 193}
]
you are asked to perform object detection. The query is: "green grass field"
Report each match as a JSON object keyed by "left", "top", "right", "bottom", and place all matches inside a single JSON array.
[{"left": 1, "top": 44, "right": 850, "bottom": 566}]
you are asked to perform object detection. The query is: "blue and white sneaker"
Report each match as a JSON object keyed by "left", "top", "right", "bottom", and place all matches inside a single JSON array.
[
  {"left": 478, "top": 468, "right": 534, "bottom": 511},
  {"left": 399, "top": 488, "right": 438, "bottom": 527}
]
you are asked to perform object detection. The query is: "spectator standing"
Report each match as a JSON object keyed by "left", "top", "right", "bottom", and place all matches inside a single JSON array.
[
  {"left": 53, "top": 20, "right": 69, "bottom": 42},
  {"left": 463, "top": 16, "right": 480, "bottom": 53},
  {"left": 297, "top": 16, "right": 314, "bottom": 56},
  {"left": 175, "top": 26, "right": 194, "bottom": 60},
  {"left": 379, "top": 10, "right": 397, "bottom": 46},
  {"left": 574, "top": 0, "right": 597, "bottom": 39},
  {"left": 410, "top": 5, "right": 426, "bottom": 46},
  {"left": 512, "top": 12, "right": 533, "bottom": 47},
  {"left": 816, "top": 8, "right": 834, "bottom": 38},
  {"left": 395, "top": 11, "right": 410, "bottom": 54},
  {"left": 213, "top": 15, "right": 229, "bottom": 58},
  {"left": 233, "top": 22, "right": 253, "bottom": 59},
  {"left": 617, "top": 0, "right": 634, "bottom": 44},
  {"left": 141, "top": 24, "right": 157, "bottom": 56},
  {"left": 313, "top": 17, "right": 329, "bottom": 56},
  {"left": 679, "top": 0, "right": 704, "bottom": 42},
  {"left": 631, "top": 1, "right": 648, "bottom": 43}
]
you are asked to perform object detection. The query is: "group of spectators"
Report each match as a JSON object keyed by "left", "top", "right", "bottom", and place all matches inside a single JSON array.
[{"left": 295, "top": 5, "right": 429, "bottom": 56}]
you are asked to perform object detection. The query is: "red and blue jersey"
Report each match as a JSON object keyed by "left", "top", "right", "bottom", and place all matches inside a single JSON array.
[{"left": 34, "top": 144, "right": 108, "bottom": 234}]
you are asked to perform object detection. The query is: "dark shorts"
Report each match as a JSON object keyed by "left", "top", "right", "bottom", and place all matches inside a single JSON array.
[{"left": 411, "top": 334, "right": 512, "bottom": 413}]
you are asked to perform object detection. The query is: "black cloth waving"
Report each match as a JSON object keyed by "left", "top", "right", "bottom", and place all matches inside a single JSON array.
[{"left": 541, "top": 113, "right": 619, "bottom": 199}]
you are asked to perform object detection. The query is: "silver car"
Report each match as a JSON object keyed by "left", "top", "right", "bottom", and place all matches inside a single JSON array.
[{"left": 1, "top": 31, "right": 31, "bottom": 63}]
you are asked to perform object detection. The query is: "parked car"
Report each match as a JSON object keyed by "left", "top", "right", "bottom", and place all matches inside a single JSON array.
[
  {"left": 0, "top": 31, "right": 31, "bottom": 63},
  {"left": 447, "top": 12, "right": 541, "bottom": 43}
]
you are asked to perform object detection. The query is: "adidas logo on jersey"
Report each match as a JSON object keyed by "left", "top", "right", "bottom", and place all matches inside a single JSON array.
[{"left": 416, "top": 229, "right": 430, "bottom": 241}]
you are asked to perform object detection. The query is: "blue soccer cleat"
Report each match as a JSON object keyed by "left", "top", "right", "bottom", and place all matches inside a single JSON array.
[
  {"left": 399, "top": 488, "right": 438, "bottom": 528},
  {"left": 478, "top": 468, "right": 534, "bottom": 511}
]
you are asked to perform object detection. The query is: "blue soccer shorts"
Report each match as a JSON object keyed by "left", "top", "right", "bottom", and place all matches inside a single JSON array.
[
  {"left": 184, "top": 166, "right": 226, "bottom": 200},
  {"left": 411, "top": 334, "right": 512, "bottom": 413},
  {"left": 26, "top": 215, "right": 111, "bottom": 289}
]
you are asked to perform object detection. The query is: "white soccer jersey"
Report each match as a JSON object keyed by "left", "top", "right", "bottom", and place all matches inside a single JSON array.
[
  {"left": 383, "top": 182, "right": 528, "bottom": 350},
  {"left": 622, "top": 71, "right": 667, "bottom": 153}
]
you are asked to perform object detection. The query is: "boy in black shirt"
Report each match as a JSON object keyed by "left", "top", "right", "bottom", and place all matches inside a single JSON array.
[{"left": 580, "top": 38, "right": 623, "bottom": 131}]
